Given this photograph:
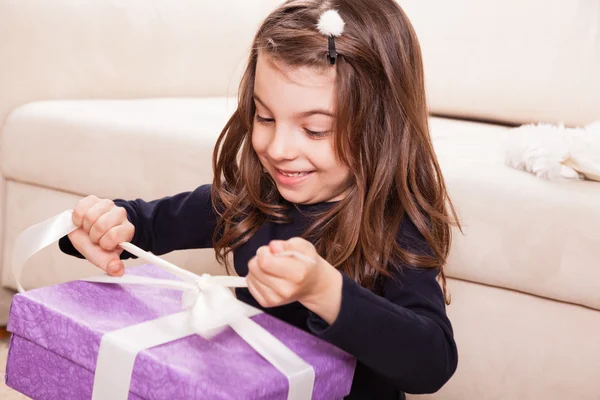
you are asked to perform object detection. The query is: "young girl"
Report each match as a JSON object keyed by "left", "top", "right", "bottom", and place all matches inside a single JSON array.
[{"left": 59, "top": 0, "right": 459, "bottom": 398}]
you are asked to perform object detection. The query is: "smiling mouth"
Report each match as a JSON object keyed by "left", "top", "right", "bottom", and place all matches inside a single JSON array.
[{"left": 278, "top": 170, "right": 313, "bottom": 177}]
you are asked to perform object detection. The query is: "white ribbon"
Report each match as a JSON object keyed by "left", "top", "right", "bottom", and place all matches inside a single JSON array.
[{"left": 12, "top": 210, "right": 316, "bottom": 400}]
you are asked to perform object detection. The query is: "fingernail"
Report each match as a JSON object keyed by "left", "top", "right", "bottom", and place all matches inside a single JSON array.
[
  {"left": 107, "top": 263, "right": 120, "bottom": 274},
  {"left": 272, "top": 241, "right": 285, "bottom": 253}
]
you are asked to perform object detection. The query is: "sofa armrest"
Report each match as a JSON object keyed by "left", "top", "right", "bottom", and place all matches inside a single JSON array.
[{"left": 1, "top": 97, "right": 238, "bottom": 200}]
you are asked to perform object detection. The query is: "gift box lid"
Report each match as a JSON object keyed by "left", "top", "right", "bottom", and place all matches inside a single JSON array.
[{"left": 7, "top": 264, "right": 356, "bottom": 399}]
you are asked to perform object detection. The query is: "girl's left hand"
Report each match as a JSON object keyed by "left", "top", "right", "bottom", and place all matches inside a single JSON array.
[{"left": 246, "top": 238, "right": 342, "bottom": 317}]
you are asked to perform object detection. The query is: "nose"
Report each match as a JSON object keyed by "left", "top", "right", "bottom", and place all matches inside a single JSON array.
[{"left": 267, "top": 125, "right": 299, "bottom": 161}]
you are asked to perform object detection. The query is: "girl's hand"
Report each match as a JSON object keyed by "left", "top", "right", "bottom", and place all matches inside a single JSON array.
[
  {"left": 67, "top": 195, "right": 135, "bottom": 276},
  {"left": 246, "top": 237, "right": 343, "bottom": 324}
]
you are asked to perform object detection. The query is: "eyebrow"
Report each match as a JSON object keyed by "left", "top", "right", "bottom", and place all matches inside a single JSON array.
[{"left": 253, "top": 93, "right": 334, "bottom": 118}]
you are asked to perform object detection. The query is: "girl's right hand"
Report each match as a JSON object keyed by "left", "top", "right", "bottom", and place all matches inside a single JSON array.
[{"left": 67, "top": 195, "right": 135, "bottom": 276}]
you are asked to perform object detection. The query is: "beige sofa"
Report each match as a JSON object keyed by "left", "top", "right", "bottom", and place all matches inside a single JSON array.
[{"left": 1, "top": 1, "right": 599, "bottom": 399}]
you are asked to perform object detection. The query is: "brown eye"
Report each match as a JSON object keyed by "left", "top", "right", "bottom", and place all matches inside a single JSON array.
[
  {"left": 255, "top": 115, "right": 275, "bottom": 124},
  {"left": 304, "top": 128, "right": 329, "bottom": 138}
]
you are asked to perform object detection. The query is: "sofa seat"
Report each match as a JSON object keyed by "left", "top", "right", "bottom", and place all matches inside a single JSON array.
[
  {"left": 2, "top": 98, "right": 599, "bottom": 312},
  {"left": 430, "top": 117, "right": 600, "bottom": 311}
]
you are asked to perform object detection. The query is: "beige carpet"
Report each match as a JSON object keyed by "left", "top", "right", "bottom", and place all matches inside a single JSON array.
[
  {"left": 0, "top": 333, "right": 29, "bottom": 399},
  {"left": 0, "top": 287, "right": 16, "bottom": 326}
]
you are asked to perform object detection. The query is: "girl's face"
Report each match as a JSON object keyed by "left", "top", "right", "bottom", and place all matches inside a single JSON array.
[{"left": 252, "top": 53, "right": 351, "bottom": 204}]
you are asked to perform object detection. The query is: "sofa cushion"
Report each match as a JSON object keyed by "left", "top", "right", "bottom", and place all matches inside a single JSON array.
[
  {"left": 405, "top": 278, "right": 600, "bottom": 400},
  {"left": 430, "top": 117, "right": 600, "bottom": 311},
  {"left": 0, "top": 97, "right": 237, "bottom": 200}
]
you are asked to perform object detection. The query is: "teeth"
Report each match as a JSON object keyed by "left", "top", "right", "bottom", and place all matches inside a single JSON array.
[{"left": 280, "top": 171, "right": 309, "bottom": 177}]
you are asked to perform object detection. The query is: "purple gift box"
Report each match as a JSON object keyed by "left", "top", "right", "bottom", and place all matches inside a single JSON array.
[{"left": 5, "top": 264, "right": 356, "bottom": 399}]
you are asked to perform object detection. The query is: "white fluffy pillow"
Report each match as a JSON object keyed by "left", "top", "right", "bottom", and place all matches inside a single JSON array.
[{"left": 505, "top": 121, "right": 600, "bottom": 182}]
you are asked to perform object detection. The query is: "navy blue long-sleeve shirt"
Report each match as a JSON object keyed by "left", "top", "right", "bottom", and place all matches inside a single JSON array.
[{"left": 59, "top": 184, "right": 457, "bottom": 399}]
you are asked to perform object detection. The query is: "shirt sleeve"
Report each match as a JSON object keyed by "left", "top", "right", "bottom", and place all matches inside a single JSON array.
[
  {"left": 306, "top": 217, "right": 458, "bottom": 394},
  {"left": 58, "top": 184, "right": 218, "bottom": 259}
]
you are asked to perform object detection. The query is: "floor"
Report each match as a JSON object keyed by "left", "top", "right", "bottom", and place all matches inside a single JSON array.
[{"left": 0, "top": 328, "right": 29, "bottom": 399}]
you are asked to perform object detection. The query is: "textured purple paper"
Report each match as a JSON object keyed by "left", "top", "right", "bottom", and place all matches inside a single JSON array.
[{"left": 6, "top": 264, "right": 356, "bottom": 399}]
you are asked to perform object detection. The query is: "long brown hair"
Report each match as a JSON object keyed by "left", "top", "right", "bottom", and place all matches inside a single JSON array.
[{"left": 212, "top": 0, "right": 459, "bottom": 303}]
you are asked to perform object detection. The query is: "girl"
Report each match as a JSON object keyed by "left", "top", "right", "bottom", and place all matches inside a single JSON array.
[{"left": 59, "top": 0, "right": 459, "bottom": 398}]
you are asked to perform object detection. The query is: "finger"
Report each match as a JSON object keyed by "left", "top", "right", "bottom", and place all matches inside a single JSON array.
[
  {"left": 248, "top": 255, "right": 260, "bottom": 275},
  {"left": 106, "top": 259, "right": 125, "bottom": 277},
  {"left": 269, "top": 254, "right": 311, "bottom": 284},
  {"left": 285, "top": 237, "right": 314, "bottom": 253},
  {"left": 251, "top": 259, "right": 290, "bottom": 290},
  {"left": 256, "top": 245, "right": 272, "bottom": 257},
  {"left": 68, "top": 228, "right": 124, "bottom": 276},
  {"left": 280, "top": 237, "right": 318, "bottom": 264},
  {"left": 269, "top": 240, "right": 286, "bottom": 254},
  {"left": 99, "top": 225, "right": 131, "bottom": 252},
  {"left": 249, "top": 253, "right": 291, "bottom": 288},
  {"left": 82, "top": 199, "right": 114, "bottom": 233},
  {"left": 276, "top": 251, "right": 317, "bottom": 265},
  {"left": 255, "top": 250, "right": 306, "bottom": 281},
  {"left": 254, "top": 247, "right": 282, "bottom": 278},
  {"left": 72, "top": 195, "right": 100, "bottom": 227},
  {"left": 255, "top": 245, "right": 273, "bottom": 269},
  {"left": 246, "top": 274, "right": 278, "bottom": 307},
  {"left": 89, "top": 207, "right": 127, "bottom": 244}
]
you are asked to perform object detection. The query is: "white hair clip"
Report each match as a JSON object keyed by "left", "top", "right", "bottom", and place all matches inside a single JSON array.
[{"left": 317, "top": 9, "right": 345, "bottom": 65}]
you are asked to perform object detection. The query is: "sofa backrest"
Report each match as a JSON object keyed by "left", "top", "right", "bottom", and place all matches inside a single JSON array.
[
  {"left": 399, "top": 0, "right": 600, "bottom": 127},
  {"left": 0, "top": 0, "right": 283, "bottom": 127},
  {"left": 2, "top": 0, "right": 597, "bottom": 129}
]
